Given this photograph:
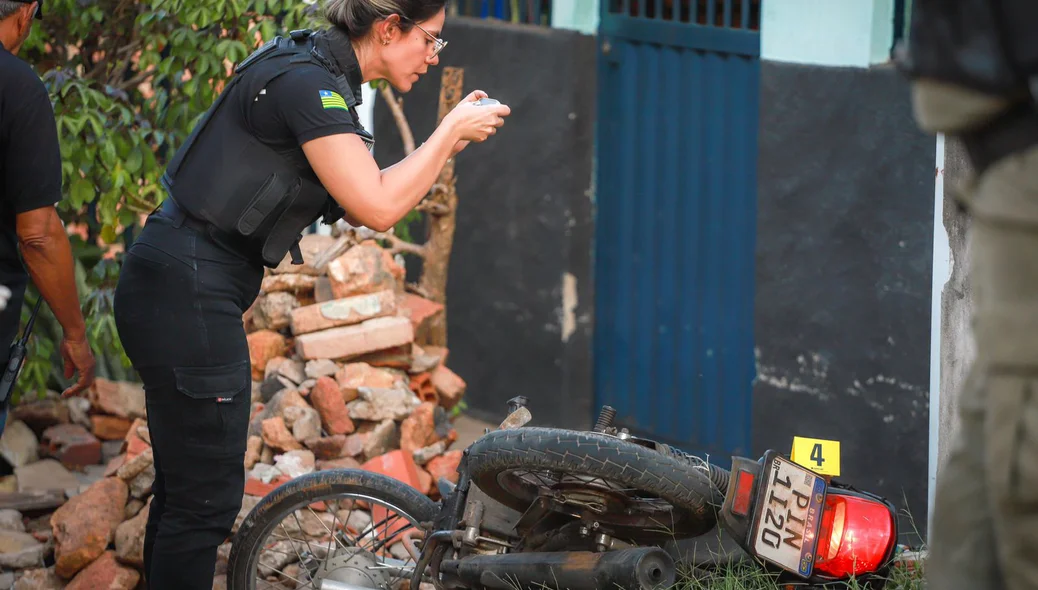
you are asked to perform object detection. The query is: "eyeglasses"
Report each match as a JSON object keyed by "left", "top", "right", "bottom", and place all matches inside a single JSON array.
[{"left": 410, "top": 21, "right": 447, "bottom": 57}]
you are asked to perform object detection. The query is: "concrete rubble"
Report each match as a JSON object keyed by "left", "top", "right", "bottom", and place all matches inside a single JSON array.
[{"left": 0, "top": 234, "right": 468, "bottom": 588}]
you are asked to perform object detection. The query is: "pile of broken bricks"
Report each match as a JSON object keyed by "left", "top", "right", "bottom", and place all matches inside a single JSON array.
[{"left": 0, "top": 233, "right": 470, "bottom": 589}]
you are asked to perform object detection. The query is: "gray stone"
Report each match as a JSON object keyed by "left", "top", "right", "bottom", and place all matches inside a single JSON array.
[
  {"left": 15, "top": 459, "right": 79, "bottom": 493},
  {"left": 0, "top": 420, "right": 39, "bottom": 468},
  {"left": 347, "top": 387, "right": 420, "bottom": 422},
  {"left": 0, "top": 529, "right": 45, "bottom": 569},
  {"left": 304, "top": 359, "right": 339, "bottom": 380},
  {"left": 0, "top": 508, "right": 23, "bottom": 532},
  {"left": 362, "top": 420, "right": 399, "bottom": 460}
]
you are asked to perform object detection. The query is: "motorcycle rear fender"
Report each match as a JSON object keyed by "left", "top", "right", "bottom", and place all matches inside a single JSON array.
[{"left": 718, "top": 455, "right": 764, "bottom": 545}]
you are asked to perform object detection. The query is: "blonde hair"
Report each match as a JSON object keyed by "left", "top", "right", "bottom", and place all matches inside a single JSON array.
[{"left": 323, "top": 0, "right": 448, "bottom": 39}]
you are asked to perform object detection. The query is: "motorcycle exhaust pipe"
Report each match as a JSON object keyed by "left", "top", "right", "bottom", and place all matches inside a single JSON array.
[{"left": 438, "top": 547, "right": 676, "bottom": 590}]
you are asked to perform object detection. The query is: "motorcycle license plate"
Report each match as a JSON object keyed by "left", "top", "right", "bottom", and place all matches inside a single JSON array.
[{"left": 750, "top": 454, "right": 827, "bottom": 577}]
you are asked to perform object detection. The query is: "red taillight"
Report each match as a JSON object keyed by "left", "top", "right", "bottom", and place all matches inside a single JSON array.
[
  {"left": 813, "top": 494, "right": 895, "bottom": 577},
  {"left": 733, "top": 470, "right": 755, "bottom": 516}
]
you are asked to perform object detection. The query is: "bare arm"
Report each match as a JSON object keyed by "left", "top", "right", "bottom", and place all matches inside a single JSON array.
[
  {"left": 16, "top": 207, "right": 96, "bottom": 397},
  {"left": 302, "top": 90, "right": 510, "bottom": 232},
  {"left": 303, "top": 121, "right": 460, "bottom": 232}
]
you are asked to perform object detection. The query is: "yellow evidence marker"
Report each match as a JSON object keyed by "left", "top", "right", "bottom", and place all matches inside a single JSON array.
[{"left": 790, "top": 436, "right": 841, "bottom": 477}]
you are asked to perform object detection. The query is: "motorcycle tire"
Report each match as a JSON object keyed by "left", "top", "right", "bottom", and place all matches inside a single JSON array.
[
  {"left": 227, "top": 469, "right": 439, "bottom": 590},
  {"left": 466, "top": 427, "right": 720, "bottom": 542}
]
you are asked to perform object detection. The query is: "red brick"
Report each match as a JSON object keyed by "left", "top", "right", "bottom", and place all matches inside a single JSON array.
[
  {"left": 349, "top": 345, "right": 413, "bottom": 370},
  {"left": 422, "top": 346, "right": 449, "bottom": 366},
  {"left": 409, "top": 372, "right": 437, "bottom": 403},
  {"left": 295, "top": 316, "right": 414, "bottom": 361},
  {"left": 41, "top": 424, "right": 101, "bottom": 469},
  {"left": 90, "top": 415, "right": 133, "bottom": 441},
  {"left": 290, "top": 290, "right": 397, "bottom": 336},
  {"left": 430, "top": 364, "right": 466, "bottom": 410},
  {"left": 397, "top": 293, "right": 444, "bottom": 341},
  {"left": 261, "top": 273, "right": 317, "bottom": 295},
  {"left": 103, "top": 454, "right": 126, "bottom": 478},
  {"left": 125, "top": 435, "right": 150, "bottom": 462},
  {"left": 51, "top": 478, "right": 128, "bottom": 579},
  {"left": 361, "top": 450, "right": 421, "bottom": 491},
  {"left": 416, "top": 466, "right": 433, "bottom": 495},
  {"left": 88, "top": 378, "right": 146, "bottom": 420},
  {"left": 309, "top": 377, "right": 355, "bottom": 436},
  {"left": 261, "top": 417, "right": 303, "bottom": 452},
  {"left": 399, "top": 403, "right": 441, "bottom": 454},
  {"left": 247, "top": 329, "right": 288, "bottom": 381},
  {"left": 326, "top": 243, "right": 404, "bottom": 300},
  {"left": 426, "top": 450, "right": 463, "bottom": 486},
  {"left": 244, "top": 475, "right": 292, "bottom": 498},
  {"left": 124, "top": 418, "right": 150, "bottom": 462},
  {"left": 336, "top": 363, "right": 402, "bottom": 403},
  {"left": 66, "top": 550, "right": 139, "bottom": 590},
  {"left": 305, "top": 434, "right": 347, "bottom": 460},
  {"left": 362, "top": 450, "right": 423, "bottom": 545},
  {"left": 317, "top": 456, "right": 362, "bottom": 471}
]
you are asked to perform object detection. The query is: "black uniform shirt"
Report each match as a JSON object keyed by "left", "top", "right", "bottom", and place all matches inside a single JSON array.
[
  {"left": 244, "top": 62, "right": 360, "bottom": 169},
  {"left": 0, "top": 43, "right": 63, "bottom": 294}
]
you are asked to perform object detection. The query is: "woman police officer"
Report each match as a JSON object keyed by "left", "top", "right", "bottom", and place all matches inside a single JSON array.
[{"left": 111, "top": 0, "right": 510, "bottom": 587}]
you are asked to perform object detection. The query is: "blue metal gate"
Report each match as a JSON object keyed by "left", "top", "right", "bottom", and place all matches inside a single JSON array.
[{"left": 594, "top": 0, "right": 761, "bottom": 460}]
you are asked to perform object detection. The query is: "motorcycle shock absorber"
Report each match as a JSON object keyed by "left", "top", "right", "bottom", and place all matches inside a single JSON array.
[{"left": 593, "top": 406, "right": 617, "bottom": 433}]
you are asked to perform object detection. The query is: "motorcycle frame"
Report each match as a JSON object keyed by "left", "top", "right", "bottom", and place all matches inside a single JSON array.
[{"left": 409, "top": 421, "right": 902, "bottom": 590}]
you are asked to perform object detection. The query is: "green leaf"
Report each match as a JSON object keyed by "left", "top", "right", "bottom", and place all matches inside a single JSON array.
[
  {"left": 70, "top": 177, "right": 93, "bottom": 208},
  {"left": 100, "top": 224, "right": 117, "bottom": 245},
  {"left": 126, "top": 149, "right": 143, "bottom": 174},
  {"left": 101, "top": 142, "right": 117, "bottom": 168}
]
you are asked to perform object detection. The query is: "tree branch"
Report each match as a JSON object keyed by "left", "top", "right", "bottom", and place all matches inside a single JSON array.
[
  {"left": 415, "top": 200, "right": 451, "bottom": 216},
  {"left": 375, "top": 231, "right": 426, "bottom": 258},
  {"left": 117, "top": 67, "right": 156, "bottom": 91},
  {"left": 312, "top": 235, "right": 354, "bottom": 272},
  {"left": 379, "top": 84, "right": 416, "bottom": 155}
]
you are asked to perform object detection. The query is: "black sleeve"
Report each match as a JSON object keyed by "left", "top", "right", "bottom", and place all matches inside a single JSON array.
[
  {"left": 248, "top": 65, "right": 358, "bottom": 146},
  {"left": 3, "top": 77, "right": 63, "bottom": 214}
]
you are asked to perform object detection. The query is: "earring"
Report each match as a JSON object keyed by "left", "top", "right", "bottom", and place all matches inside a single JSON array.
[{"left": 382, "top": 38, "right": 390, "bottom": 45}]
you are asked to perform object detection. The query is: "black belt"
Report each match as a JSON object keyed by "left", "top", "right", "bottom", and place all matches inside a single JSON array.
[
  {"left": 159, "top": 198, "right": 262, "bottom": 264},
  {"left": 960, "top": 101, "right": 1038, "bottom": 177},
  {"left": 160, "top": 198, "right": 208, "bottom": 232}
]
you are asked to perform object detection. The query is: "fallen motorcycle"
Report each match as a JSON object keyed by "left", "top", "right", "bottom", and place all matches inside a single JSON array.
[{"left": 228, "top": 399, "right": 900, "bottom": 589}]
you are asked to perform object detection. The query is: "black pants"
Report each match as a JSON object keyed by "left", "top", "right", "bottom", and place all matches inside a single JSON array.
[{"left": 114, "top": 203, "right": 263, "bottom": 589}]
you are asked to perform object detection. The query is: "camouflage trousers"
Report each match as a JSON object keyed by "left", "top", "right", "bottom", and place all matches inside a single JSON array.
[{"left": 915, "top": 80, "right": 1038, "bottom": 590}]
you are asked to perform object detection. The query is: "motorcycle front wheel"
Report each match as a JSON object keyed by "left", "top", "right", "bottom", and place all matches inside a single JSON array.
[{"left": 227, "top": 469, "right": 440, "bottom": 590}]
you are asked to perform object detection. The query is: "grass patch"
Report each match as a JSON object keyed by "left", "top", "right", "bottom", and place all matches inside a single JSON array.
[{"left": 672, "top": 557, "right": 926, "bottom": 589}]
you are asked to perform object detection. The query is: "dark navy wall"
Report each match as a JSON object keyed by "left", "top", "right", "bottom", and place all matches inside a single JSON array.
[
  {"left": 372, "top": 17, "right": 597, "bottom": 429},
  {"left": 753, "top": 60, "right": 934, "bottom": 544}
]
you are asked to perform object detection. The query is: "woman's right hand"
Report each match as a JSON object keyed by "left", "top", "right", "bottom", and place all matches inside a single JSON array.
[{"left": 443, "top": 90, "right": 512, "bottom": 143}]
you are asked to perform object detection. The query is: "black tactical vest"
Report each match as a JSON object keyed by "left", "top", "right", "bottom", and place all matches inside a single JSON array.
[{"left": 161, "top": 29, "right": 371, "bottom": 268}]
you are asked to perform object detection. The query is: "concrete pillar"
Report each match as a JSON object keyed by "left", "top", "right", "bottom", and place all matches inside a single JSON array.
[
  {"left": 761, "top": 0, "right": 894, "bottom": 67},
  {"left": 551, "top": 0, "right": 599, "bottom": 35},
  {"left": 928, "top": 136, "right": 976, "bottom": 537}
]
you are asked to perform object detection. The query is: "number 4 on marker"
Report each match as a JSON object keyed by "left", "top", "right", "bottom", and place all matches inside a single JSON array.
[{"left": 791, "top": 436, "right": 841, "bottom": 476}]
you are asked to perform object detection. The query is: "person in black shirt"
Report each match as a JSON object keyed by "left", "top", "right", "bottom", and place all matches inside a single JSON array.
[
  {"left": 0, "top": 0, "right": 96, "bottom": 437},
  {"left": 111, "top": 0, "right": 510, "bottom": 587}
]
